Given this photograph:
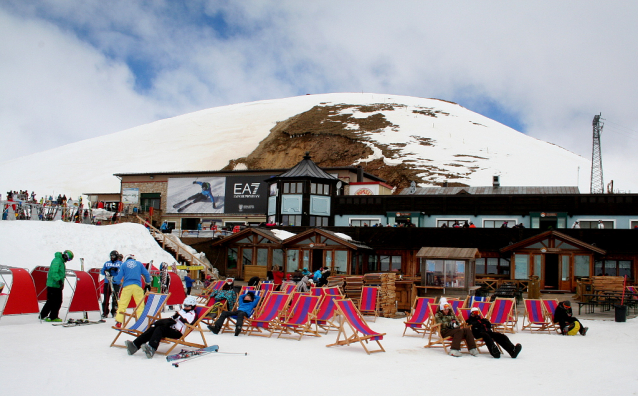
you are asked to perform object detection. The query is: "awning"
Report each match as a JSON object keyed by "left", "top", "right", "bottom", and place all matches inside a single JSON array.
[{"left": 416, "top": 247, "right": 480, "bottom": 260}]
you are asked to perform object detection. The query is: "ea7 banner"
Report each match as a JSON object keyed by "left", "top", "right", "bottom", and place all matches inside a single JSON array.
[
  {"left": 224, "top": 176, "right": 274, "bottom": 214},
  {"left": 167, "top": 177, "right": 225, "bottom": 214}
]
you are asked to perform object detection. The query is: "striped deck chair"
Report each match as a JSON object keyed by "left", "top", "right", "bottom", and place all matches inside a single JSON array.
[
  {"left": 457, "top": 308, "right": 502, "bottom": 355},
  {"left": 311, "top": 290, "right": 342, "bottom": 333},
  {"left": 324, "top": 286, "right": 344, "bottom": 298},
  {"left": 246, "top": 293, "right": 291, "bottom": 337},
  {"left": 449, "top": 299, "right": 464, "bottom": 315},
  {"left": 425, "top": 303, "right": 471, "bottom": 354},
  {"left": 110, "top": 292, "right": 169, "bottom": 348},
  {"left": 403, "top": 297, "right": 437, "bottom": 337},
  {"left": 487, "top": 297, "right": 517, "bottom": 333},
  {"left": 276, "top": 295, "right": 322, "bottom": 340},
  {"left": 281, "top": 282, "right": 297, "bottom": 294},
  {"left": 465, "top": 295, "right": 489, "bottom": 307},
  {"left": 521, "top": 299, "right": 551, "bottom": 334},
  {"left": 471, "top": 301, "right": 493, "bottom": 318},
  {"left": 157, "top": 305, "right": 214, "bottom": 356},
  {"left": 541, "top": 299, "right": 561, "bottom": 333},
  {"left": 280, "top": 291, "right": 309, "bottom": 319},
  {"left": 217, "top": 286, "right": 257, "bottom": 334},
  {"left": 326, "top": 299, "right": 386, "bottom": 355},
  {"left": 310, "top": 287, "right": 325, "bottom": 298},
  {"left": 359, "top": 286, "right": 381, "bottom": 322},
  {"left": 259, "top": 282, "right": 275, "bottom": 294}
]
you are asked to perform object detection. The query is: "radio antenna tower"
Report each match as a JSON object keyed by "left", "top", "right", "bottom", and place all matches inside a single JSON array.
[{"left": 590, "top": 113, "right": 604, "bottom": 193}]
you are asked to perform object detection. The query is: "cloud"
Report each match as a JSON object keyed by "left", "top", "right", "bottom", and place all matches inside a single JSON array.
[{"left": 1, "top": 1, "right": 638, "bottom": 190}]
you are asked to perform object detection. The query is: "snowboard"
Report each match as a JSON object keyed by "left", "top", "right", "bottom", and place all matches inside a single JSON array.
[
  {"left": 166, "top": 345, "right": 219, "bottom": 366},
  {"left": 52, "top": 318, "right": 106, "bottom": 327}
]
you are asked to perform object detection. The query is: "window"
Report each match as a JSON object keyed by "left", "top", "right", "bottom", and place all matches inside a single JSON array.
[
  {"left": 561, "top": 256, "right": 569, "bottom": 281},
  {"left": 425, "top": 260, "right": 465, "bottom": 287},
  {"left": 574, "top": 255, "right": 590, "bottom": 277},
  {"left": 533, "top": 255, "right": 541, "bottom": 277},
  {"left": 578, "top": 220, "right": 614, "bottom": 229},
  {"left": 475, "top": 258, "right": 509, "bottom": 275},
  {"left": 281, "top": 215, "right": 301, "bottom": 226},
  {"left": 483, "top": 219, "right": 518, "bottom": 228},
  {"left": 311, "top": 183, "right": 330, "bottom": 195},
  {"left": 257, "top": 248, "right": 268, "bottom": 266},
  {"left": 273, "top": 249, "right": 284, "bottom": 270},
  {"left": 596, "top": 260, "right": 632, "bottom": 277},
  {"left": 349, "top": 219, "right": 381, "bottom": 227},
  {"left": 283, "top": 182, "right": 303, "bottom": 194},
  {"left": 335, "top": 251, "right": 348, "bottom": 274},
  {"left": 228, "top": 248, "right": 238, "bottom": 269},
  {"left": 376, "top": 255, "right": 402, "bottom": 272},
  {"left": 514, "top": 254, "right": 529, "bottom": 279},
  {"left": 368, "top": 255, "right": 379, "bottom": 272},
  {"left": 286, "top": 250, "right": 299, "bottom": 272},
  {"left": 437, "top": 219, "right": 470, "bottom": 227},
  {"left": 631, "top": 220, "right": 638, "bottom": 229},
  {"left": 241, "top": 248, "right": 253, "bottom": 266},
  {"left": 310, "top": 216, "right": 329, "bottom": 227}
]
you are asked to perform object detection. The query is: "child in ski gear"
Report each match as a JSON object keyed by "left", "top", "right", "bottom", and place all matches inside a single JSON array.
[
  {"left": 40, "top": 250, "right": 73, "bottom": 322},
  {"left": 435, "top": 298, "right": 478, "bottom": 357},
  {"left": 208, "top": 291, "right": 260, "bottom": 336},
  {"left": 184, "top": 275, "right": 194, "bottom": 295},
  {"left": 296, "top": 276, "right": 313, "bottom": 292},
  {"left": 554, "top": 301, "right": 588, "bottom": 336},
  {"left": 113, "top": 255, "right": 151, "bottom": 326},
  {"left": 465, "top": 307, "right": 521, "bottom": 358},
  {"left": 125, "top": 296, "right": 198, "bottom": 358},
  {"left": 100, "top": 250, "right": 122, "bottom": 318}
]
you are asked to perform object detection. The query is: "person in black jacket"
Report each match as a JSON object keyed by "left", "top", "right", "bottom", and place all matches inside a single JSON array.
[
  {"left": 553, "top": 301, "right": 588, "bottom": 336},
  {"left": 466, "top": 307, "right": 522, "bottom": 359}
]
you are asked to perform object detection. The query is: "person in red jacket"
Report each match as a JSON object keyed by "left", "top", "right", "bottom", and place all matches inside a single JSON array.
[{"left": 272, "top": 266, "right": 284, "bottom": 290}]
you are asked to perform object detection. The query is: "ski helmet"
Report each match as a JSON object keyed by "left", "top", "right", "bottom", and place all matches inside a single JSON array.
[
  {"left": 110, "top": 250, "right": 119, "bottom": 260},
  {"left": 124, "top": 254, "right": 136, "bottom": 261},
  {"left": 183, "top": 296, "right": 198, "bottom": 306},
  {"left": 202, "top": 182, "right": 210, "bottom": 190},
  {"left": 62, "top": 250, "right": 74, "bottom": 262}
]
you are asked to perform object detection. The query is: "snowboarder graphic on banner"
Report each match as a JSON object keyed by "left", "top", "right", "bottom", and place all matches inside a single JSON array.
[{"left": 172, "top": 181, "right": 216, "bottom": 213}]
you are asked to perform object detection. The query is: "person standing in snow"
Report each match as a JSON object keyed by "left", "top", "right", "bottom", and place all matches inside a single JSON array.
[
  {"left": 184, "top": 274, "right": 194, "bottom": 295},
  {"left": 113, "top": 254, "right": 151, "bottom": 328},
  {"left": 465, "top": 307, "right": 522, "bottom": 358},
  {"left": 125, "top": 296, "right": 198, "bottom": 359},
  {"left": 40, "top": 250, "right": 74, "bottom": 322},
  {"left": 435, "top": 297, "right": 478, "bottom": 357},
  {"left": 100, "top": 250, "right": 122, "bottom": 319}
]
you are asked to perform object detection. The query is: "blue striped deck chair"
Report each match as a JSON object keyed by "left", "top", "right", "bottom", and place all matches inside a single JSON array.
[
  {"left": 110, "top": 292, "right": 170, "bottom": 348},
  {"left": 466, "top": 295, "right": 489, "bottom": 307}
]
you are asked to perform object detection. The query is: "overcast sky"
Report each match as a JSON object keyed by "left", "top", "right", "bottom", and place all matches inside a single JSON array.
[{"left": 2, "top": 1, "right": 637, "bottom": 191}]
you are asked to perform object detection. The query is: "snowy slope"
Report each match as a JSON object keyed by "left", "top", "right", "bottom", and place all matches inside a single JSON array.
[
  {"left": 0, "top": 221, "right": 177, "bottom": 270},
  {"left": 0, "top": 93, "right": 590, "bottom": 198}
]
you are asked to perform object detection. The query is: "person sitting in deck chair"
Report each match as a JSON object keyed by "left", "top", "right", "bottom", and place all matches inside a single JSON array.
[
  {"left": 435, "top": 298, "right": 478, "bottom": 357},
  {"left": 208, "top": 291, "right": 260, "bottom": 336},
  {"left": 207, "top": 278, "right": 237, "bottom": 317},
  {"left": 466, "top": 307, "right": 522, "bottom": 358},
  {"left": 124, "top": 296, "right": 198, "bottom": 359},
  {"left": 554, "top": 301, "right": 588, "bottom": 336}
]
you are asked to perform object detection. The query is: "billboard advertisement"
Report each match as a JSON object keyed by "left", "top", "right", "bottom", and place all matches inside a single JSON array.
[
  {"left": 167, "top": 175, "right": 275, "bottom": 214},
  {"left": 122, "top": 188, "right": 139, "bottom": 204},
  {"left": 167, "top": 177, "right": 226, "bottom": 214}
]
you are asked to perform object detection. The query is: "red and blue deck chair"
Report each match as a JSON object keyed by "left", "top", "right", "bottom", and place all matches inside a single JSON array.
[
  {"left": 281, "top": 282, "right": 297, "bottom": 294},
  {"left": 471, "top": 301, "right": 492, "bottom": 318},
  {"left": 487, "top": 297, "right": 517, "bottom": 333},
  {"left": 259, "top": 282, "right": 275, "bottom": 294},
  {"left": 157, "top": 304, "right": 214, "bottom": 356},
  {"left": 465, "top": 295, "right": 489, "bottom": 308},
  {"left": 280, "top": 291, "right": 309, "bottom": 319},
  {"left": 311, "top": 289, "right": 342, "bottom": 333},
  {"left": 449, "top": 299, "right": 464, "bottom": 315},
  {"left": 327, "top": 299, "right": 386, "bottom": 355},
  {"left": 541, "top": 298, "right": 561, "bottom": 333},
  {"left": 522, "top": 299, "right": 551, "bottom": 334},
  {"left": 246, "top": 292, "right": 291, "bottom": 337},
  {"left": 310, "top": 287, "right": 325, "bottom": 298},
  {"left": 358, "top": 286, "right": 380, "bottom": 322},
  {"left": 276, "top": 295, "right": 322, "bottom": 340},
  {"left": 110, "top": 292, "right": 169, "bottom": 348},
  {"left": 403, "top": 297, "right": 437, "bottom": 337}
]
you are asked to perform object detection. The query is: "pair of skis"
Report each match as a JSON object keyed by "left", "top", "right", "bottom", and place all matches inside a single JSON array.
[
  {"left": 166, "top": 345, "right": 247, "bottom": 367},
  {"left": 52, "top": 318, "right": 106, "bottom": 327}
]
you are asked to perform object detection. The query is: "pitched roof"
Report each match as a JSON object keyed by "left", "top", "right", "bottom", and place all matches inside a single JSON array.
[
  {"left": 275, "top": 152, "right": 340, "bottom": 181},
  {"left": 416, "top": 247, "right": 480, "bottom": 259}
]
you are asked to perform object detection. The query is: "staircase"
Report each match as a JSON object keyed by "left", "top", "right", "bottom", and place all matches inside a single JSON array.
[{"left": 135, "top": 216, "right": 219, "bottom": 280}]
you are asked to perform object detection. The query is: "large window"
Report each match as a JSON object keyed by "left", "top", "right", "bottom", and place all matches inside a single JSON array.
[
  {"left": 281, "top": 215, "right": 302, "bottom": 226},
  {"left": 350, "top": 219, "right": 381, "bottom": 227},
  {"left": 425, "top": 260, "right": 465, "bottom": 287},
  {"left": 475, "top": 258, "right": 510, "bottom": 275},
  {"left": 283, "top": 182, "right": 303, "bottom": 194},
  {"left": 286, "top": 250, "right": 299, "bottom": 272},
  {"left": 310, "top": 183, "right": 330, "bottom": 195},
  {"left": 578, "top": 220, "right": 614, "bottom": 229},
  {"left": 483, "top": 219, "right": 518, "bottom": 228},
  {"left": 561, "top": 256, "right": 570, "bottom": 281},
  {"left": 595, "top": 260, "right": 633, "bottom": 277},
  {"left": 241, "top": 248, "right": 252, "bottom": 266},
  {"left": 335, "top": 251, "right": 348, "bottom": 274},
  {"left": 378, "top": 255, "right": 402, "bottom": 272},
  {"left": 574, "top": 255, "right": 590, "bottom": 277},
  {"left": 514, "top": 254, "right": 529, "bottom": 279},
  {"left": 437, "top": 219, "right": 470, "bottom": 228},
  {"left": 256, "top": 248, "right": 268, "bottom": 266},
  {"left": 228, "top": 248, "right": 238, "bottom": 269},
  {"left": 310, "top": 216, "right": 329, "bottom": 227}
]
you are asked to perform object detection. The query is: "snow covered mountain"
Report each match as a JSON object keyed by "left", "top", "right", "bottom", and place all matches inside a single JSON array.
[{"left": 0, "top": 93, "right": 590, "bottom": 198}]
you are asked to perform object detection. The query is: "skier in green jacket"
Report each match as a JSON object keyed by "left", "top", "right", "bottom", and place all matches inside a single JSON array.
[{"left": 39, "top": 250, "right": 74, "bottom": 322}]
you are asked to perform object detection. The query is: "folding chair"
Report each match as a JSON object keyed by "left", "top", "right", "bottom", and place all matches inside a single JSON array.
[
  {"left": 425, "top": 304, "right": 477, "bottom": 354},
  {"left": 217, "top": 287, "right": 256, "bottom": 334},
  {"left": 471, "top": 301, "right": 493, "bottom": 318},
  {"left": 541, "top": 299, "right": 561, "bottom": 334},
  {"left": 457, "top": 308, "right": 502, "bottom": 355},
  {"left": 281, "top": 282, "right": 297, "bottom": 294},
  {"left": 359, "top": 286, "right": 380, "bottom": 322},
  {"left": 311, "top": 290, "right": 341, "bottom": 334},
  {"left": 276, "top": 295, "right": 322, "bottom": 340},
  {"left": 156, "top": 305, "right": 214, "bottom": 356},
  {"left": 326, "top": 299, "right": 386, "bottom": 354},
  {"left": 466, "top": 295, "right": 489, "bottom": 307},
  {"left": 487, "top": 298, "right": 517, "bottom": 333},
  {"left": 258, "top": 282, "right": 275, "bottom": 294},
  {"left": 310, "top": 287, "right": 325, "bottom": 298},
  {"left": 521, "top": 299, "right": 552, "bottom": 334},
  {"left": 403, "top": 297, "right": 437, "bottom": 337},
  {"left": 110, "top": 292, "right": 169, "bottom": 348},
  {"left": 246, "top": 293, "right": 291, "bottom": 337}
]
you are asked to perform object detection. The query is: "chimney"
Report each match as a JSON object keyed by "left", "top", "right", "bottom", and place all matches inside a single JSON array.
[
  {"left": 356, "top": 166, "right": 364, "bottom": 182},
  {"left": 442, "top": 180, "right": 448, "bottom": 187},
  {"left": 493, "top": 175, "right": 500, "bottom": 188}
]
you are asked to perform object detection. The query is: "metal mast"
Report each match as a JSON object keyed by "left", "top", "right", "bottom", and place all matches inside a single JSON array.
[{"left": 590, "top": 113, "right": 604, "bottom": 193}]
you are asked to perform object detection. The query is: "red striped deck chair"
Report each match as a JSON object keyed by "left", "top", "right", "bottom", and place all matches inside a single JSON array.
[
  {"left": 311, "top": 290, "right": 342, "bottom": 333},
  {"left": 541, "top": 299, "right": 561, "bottom": 333},
  {"left": 403, "top": 297, "right": 437, "bottom": 337},
  {"left": 521, "top": 299, "right": 552, "bottom": 334},
  {"left": 276, "top": 295, "right": 322, "bottom": 340},
  {"left": 310, "top": 287, "right": 325, "bottom": 298},
  {"left": 326, "top": 299, "right": 386, "bottom": 355},
  {"left": 456, "top": 308, "right": 502, "bottom": 355},
  {"left": 246, "top": 292, "right": 291, "bottom": 337},
  {"left": 471, "top": 301, "right": 492, "bottom": 318},
  {"left": 465, "top": 295, "right": 489, "bottom": 307},
  {"left": 425, "top": 303, "right": 471, "bottom": 354},
  {"left": 110, "top": 292, "right": 170, "bottom": 348},
  {"left": 449, "top": 299, "right": 464, "bottom": 315},
  {"left": 487, "top": 297, "right": 517, "bottom": 333},
  {"left": 280, "top": 291, "right": 309, "bottom": 319},
  {"left": 259, "top": 282, "right": 275, "bottom": 294},
  {"left": 281, "top": 282, "right": 297, "bottom": 294},
  {"left": 156, "top": 304, "right": 214, "bottom": 356},
  {"left": 359, "top": 286, "right": 380, "bottom": 322},
  {"left": 324, "top": 286, "right": 344, "bottom": 298},
  {"left": 218, "top": 288, "right": 256, "bottom": 335}
]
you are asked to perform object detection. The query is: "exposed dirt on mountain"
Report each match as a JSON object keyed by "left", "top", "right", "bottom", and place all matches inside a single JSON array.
[{"left": 223, "top": 104, "right": 468, "bottom": 191}]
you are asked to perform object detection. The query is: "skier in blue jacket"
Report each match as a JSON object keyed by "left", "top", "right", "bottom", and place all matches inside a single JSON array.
[
  {"left": 208, "top": 291, "right": 260, "bottom": 336},
  {"left": 113, "top": 254, "right": 151, "bottom": 327},
  {"left": 100, "top": 250, "right": 122, "bottom": 318}
]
